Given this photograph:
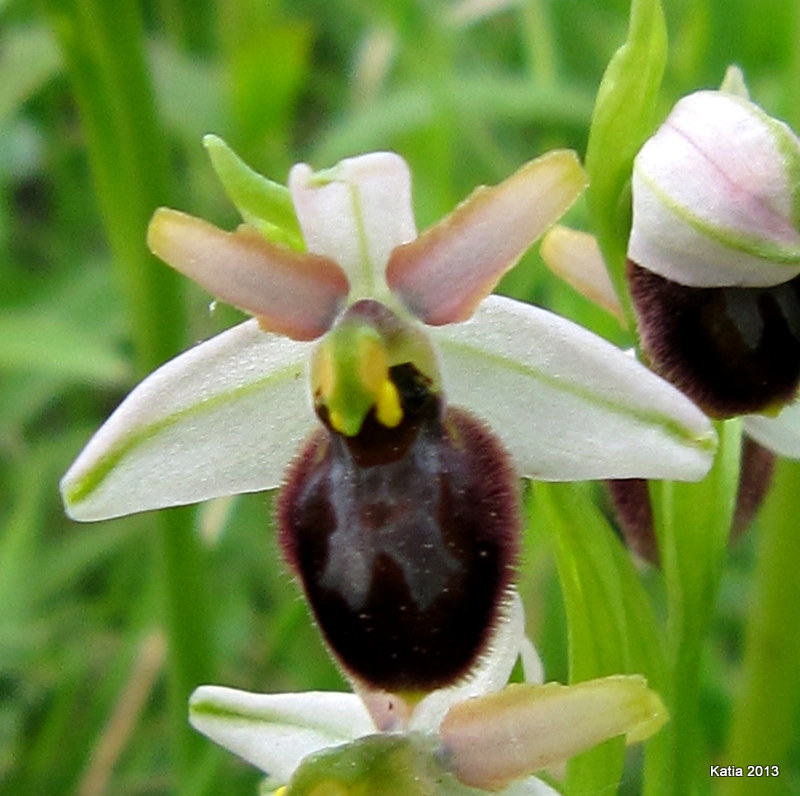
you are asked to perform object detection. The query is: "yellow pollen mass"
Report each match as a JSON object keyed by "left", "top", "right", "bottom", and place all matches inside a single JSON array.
[
  {"left": 375, "top": 379, "right": 402, "bottom": 428},
  {"left": 355, "top": 335, "right": 404, "bottom": 429},
  {"left": 316, "top": 345, "right": 335, "bottom": 401},
  {"left": 329, "top": 408, "right": 347, "bottom": 434},
  {"left": 313, "top": 320, "right": 408, "bottom": 435}
]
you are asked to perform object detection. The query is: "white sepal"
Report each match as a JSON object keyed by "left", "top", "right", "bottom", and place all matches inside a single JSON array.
[
  {"left": 744, "top": 399, "right": 800, "bottom": 458},
  {"left": 61, "top": 320, "right": 314, "bottom": 520},
  {"left": 189, "top": 686, "right": 375, "bottom": 785},
  {"left": 289, "top": 152, "right": 417, "bottom": 302},
  {"left": 433, "top": 295, "right": 716, "bottom": 481},
  {"left": 496, "top": 778, "right": 562, "bottom": 796}
]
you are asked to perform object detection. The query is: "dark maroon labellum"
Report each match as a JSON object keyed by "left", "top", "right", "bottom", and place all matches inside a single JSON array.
[
  {"left": 627, "top": 260, "right": 800, "bottom": 417},
  {"left": 278, "top": 364, "right": 519, "bottom": 692},
  {"left": 608, "top": 437, "right": 775, "bottom": 565}
]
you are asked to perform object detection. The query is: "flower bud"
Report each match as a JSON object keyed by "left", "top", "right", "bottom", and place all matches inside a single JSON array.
[
  {"left": 629, "top": 89, "right": 800, "bottom": 289},
  {"left": 628, "top": 81, "right": 800, "bottom": 416}
]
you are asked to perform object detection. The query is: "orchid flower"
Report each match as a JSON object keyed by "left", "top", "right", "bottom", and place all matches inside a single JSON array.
[
  {"left": 626, "top": 68, "right": 800, "bottom": 455},
  {"left": 189, "top": 595, "right": 666, "bottom": 796},
  {"left": 61, "top": 140, "right": 714, "bottom": 689},
  {"left": 540, "top": 221, "right": 791, "bottom": 561},
  {"left": 626, "top": 67, "right": 800, "bottom": 419},
  {"left": 540, "top": 69, "right": 800, "bottom": 562}
]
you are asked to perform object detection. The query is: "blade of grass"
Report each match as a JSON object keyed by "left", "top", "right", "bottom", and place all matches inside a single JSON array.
[
  {"left": 534, "top": 481, "right": 667, "bottom": 794},
  {"left": 648, "top": 419, "right": 741, "bottom": 796},
  {"left": 42, "top": 1, "right": 219, "bottom": 790},
  {"left": 721, "top": 459, "right": 800, "bottom": 795}
]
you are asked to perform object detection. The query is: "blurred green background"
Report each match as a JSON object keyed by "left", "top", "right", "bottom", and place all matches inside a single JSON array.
[{"left": 1, "top": 0, "right": 798, "bottom": 793}]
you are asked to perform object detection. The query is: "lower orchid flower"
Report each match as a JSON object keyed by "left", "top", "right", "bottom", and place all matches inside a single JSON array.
[
  {"left": 61, "top": 141, "right": 714, "bottom": 692},
  {"left": 188, "top": 595, "right": 667, "bottom": 796}
]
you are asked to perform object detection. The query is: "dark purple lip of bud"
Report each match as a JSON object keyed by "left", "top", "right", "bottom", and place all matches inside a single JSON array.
[
  {"left": 608, "top": 437, "right": 775, "bottom": 565},
  {"left": 627, "top": 260, "right": 800, "bottom": 418},
  {"left": 278, "top": 362, "right": 520, "bottom": 693}
]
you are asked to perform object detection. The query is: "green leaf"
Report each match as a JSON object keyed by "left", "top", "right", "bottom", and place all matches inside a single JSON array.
[
  {"left": 203, "top": 134, "right": 304, "bottom": 250},
  {"left": 584, "top": 0, "right": 667, "bottom": 317},
  {"left": 723, "top": 459, "right": 800, "bottom": 796},
  {"left": 0, "top": 26, "right": 61, "bottom": 127},
  {"left": 534, "top": 481, "right": 667, "bottom": 795}
]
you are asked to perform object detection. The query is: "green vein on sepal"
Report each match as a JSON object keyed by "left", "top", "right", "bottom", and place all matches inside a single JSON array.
[
  {"left": 441, "top": 337, "right": 717, "bottom": 455},
  {"left": 63, "top": 362, "right": 302, "bottom": 509},
  {"left": 190, "top": 700, "right": 353, "bottom": 739}
]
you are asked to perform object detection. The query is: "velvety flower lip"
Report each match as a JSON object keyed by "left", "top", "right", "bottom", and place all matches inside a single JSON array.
[
  {"left": 60, "top": 145, "right": 716, "bottom": 522},
  {"left": 188, "top": 597, "right": 666, "bottom": 795}
]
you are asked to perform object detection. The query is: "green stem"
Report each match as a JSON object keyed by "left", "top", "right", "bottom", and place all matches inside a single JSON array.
[
  {"left": 649, "top": 419, "right": 741, "bottom": 795},
  {"left": 721, "top": 459, "right": 800, "bottom": 795},
  {"left": 519, "top": 0, "right": 558, "bottom": 90},
  {"left": 43, "top": 1, "right": 218, "bottom": 789},
  {"left": 45, "top": 0, "right": 180, "bottom": 374}
]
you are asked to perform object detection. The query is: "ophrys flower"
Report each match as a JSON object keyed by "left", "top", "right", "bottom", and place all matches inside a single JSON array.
[
  {"left": 627, "top": 68, "right": 800, "bottom": 418},
  {"left": 61, "top": 141, "right": 715, "bottom": 690},
  {"left": 188, "top": 597, "right": 666, "bottom": 796}
]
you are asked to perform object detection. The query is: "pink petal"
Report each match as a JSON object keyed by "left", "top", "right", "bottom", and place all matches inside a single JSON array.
[
  {"left": 386, "top": 150, "right": 586, "bottom": 325},
  {"left": 440, "top": 676, "right": 666, "bottom": 790},
  {"left": 148, "top": 208, "right": 349, "bottom": 340},
  {"left": 540, "top": 225, "right": 625, "bottom": 321}
]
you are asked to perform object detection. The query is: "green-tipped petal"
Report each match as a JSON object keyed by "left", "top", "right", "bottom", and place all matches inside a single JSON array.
[
  {"left": 432, "top": 295, "right": 716, "bottom": 481},
  {"left": 61, "top": 320, "right": 314, "bottom": 521},
  {"left": 289, "top": 152, "right": 416, "bottom": 302},
  {"left": 203, "top": 134, "right": 305, "bottom": 249},
  {"left": 439, "top": 675, "right": 666, "bottom": 791},
  {"left": 387, "top": 150, "right": 587, "bottom": 325},
  {"left": 189, "top": 686, "right": 374, "bottom": 785},
  {"left": 744, "top": 399, "right": 800, "bottom": 458},
  {"left": 148, "top": 208, "right": 348, "bottom": 341}
]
